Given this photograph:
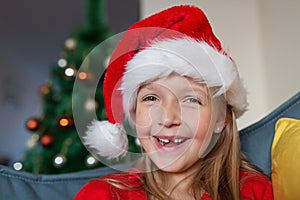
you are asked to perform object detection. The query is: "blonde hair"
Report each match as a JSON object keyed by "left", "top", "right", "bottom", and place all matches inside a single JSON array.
[
  {"left": 100, "top": 105, "right": 262, "bottom": 200},
  {"left": 139, "top": 107, "right": 259, "bottom": 200}
]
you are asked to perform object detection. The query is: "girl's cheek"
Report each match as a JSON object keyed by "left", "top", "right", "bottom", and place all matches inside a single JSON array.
[
  {"left": 182, "top": 108, "right": 200, "bottom": 131},
  {"left": 136, "top": 104, "right": 161, "bottom": 127},
  {"left": 135, "top": 109, "right": 154, "bottom": 139},
  {"left": 136, "top": 109, "right": 151, "bottom": 127}
]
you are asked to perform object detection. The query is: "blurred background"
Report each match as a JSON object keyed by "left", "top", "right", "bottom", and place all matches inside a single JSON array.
[
  {"left": 0, "top": 0, "right": 139, "bottom": 169},
  {"left": 0, "top": 0, "right": 299, "bottom": 172}
]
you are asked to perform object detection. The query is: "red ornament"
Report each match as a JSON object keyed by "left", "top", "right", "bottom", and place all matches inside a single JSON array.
[
  {"left": 40, "top": 134, "right": 54, "bottom": 148},
  {"left": 77, "top": 71, "right": 93, "bottom": 82},
  {"left": 26, "top": 118, "right": 40, "bottom": 132},
  {"left": 39, "top": 84, "right": 52, "bottom": 96}
]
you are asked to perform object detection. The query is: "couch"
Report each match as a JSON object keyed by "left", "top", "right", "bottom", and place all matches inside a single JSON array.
[{"left": 1, "top": 91, "right": 299, "bottom": 200}]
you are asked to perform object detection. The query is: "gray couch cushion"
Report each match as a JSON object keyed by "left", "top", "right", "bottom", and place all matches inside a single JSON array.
[{"left": 0, "top": 165, "right": 116, "bottom": 200}]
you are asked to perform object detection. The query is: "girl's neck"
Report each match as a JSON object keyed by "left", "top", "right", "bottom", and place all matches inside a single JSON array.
[{"left": 154, "top": 162, "right": 203, "bottom": 198}]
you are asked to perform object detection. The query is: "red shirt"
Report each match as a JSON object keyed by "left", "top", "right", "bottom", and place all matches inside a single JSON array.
[{"left": 74, "top": 170, "right": 273, "bottom": 200}]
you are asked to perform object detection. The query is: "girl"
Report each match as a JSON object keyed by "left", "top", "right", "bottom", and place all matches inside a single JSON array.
[{"left": 75, "top": 5, "right": 273, "bottom": 200}]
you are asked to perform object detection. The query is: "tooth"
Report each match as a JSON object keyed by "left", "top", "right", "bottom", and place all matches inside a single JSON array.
[
  {"left": 161, "top": 138, "right": 170, "bottom": 143},
  {"left": 173, "top": 139, "right": 181, "bottom": 144},
  {"left": 173, "top": 139, "right": 183, "bottom": 144},
  {"left": 157, "top": 138, "right": 171, "bottom": 146},
  {"left": 173, "top": 138, "right": 187, "bottom": 144}
]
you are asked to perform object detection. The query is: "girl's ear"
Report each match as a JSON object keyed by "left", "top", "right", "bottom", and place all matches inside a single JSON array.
[
  {"left": 213, "top": 103, "right": 227, "bottom": 133},
  {"left": 212, "top": 95, "right": 227, "bottom": 134},
  {"left": 214, "top": 120, "right": 226, "bottom": 133}
]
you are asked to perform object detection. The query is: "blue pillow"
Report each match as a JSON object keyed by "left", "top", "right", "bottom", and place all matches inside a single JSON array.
[{"left": 0, "top": 165, "right": 116, "bottom": 200}]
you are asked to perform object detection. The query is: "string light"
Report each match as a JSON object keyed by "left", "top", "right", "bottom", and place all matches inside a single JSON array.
[
  {"left": 57, "top": 58, "right": 67, "bottom": 68},
  {"left": 64, "top": 68, "right": 75, "bottom": 77},
  {"left": 59, "top": 118, "right": 68, "bottom": 127},
  {"left": 64, "top": 38, "right": 77, "bottom": 50},
  {"left": 59, "top": 117, "right": 73, "bottom": 127},
  {"left": 26, "top": 134, "right": 39, "bottom": 148},
  {"left": 13, "top": 162, "right": 23, "bottom": 171},
  {"left": 86, "top": 155, "right": 97, "bottom": 166},
  {"left": 53, "top": 154, "right": 66, "bottom": 167}
]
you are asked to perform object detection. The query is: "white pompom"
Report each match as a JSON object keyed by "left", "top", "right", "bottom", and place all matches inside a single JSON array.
[{"left": 83, "top": 120, "right": 128, "bottom": 160}]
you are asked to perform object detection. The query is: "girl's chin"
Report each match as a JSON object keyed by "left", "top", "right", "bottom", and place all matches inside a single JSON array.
[{"left": 148, "top": 153, "right": 187, "bottom": 172}]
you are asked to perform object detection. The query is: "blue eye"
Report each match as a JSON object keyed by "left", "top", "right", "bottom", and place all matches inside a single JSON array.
[
  {"left": 143, "top": 96, "right": 158, "bottom": 102},
  {"left": 185, "top": 97, "right": 202, "bottom": 105}
]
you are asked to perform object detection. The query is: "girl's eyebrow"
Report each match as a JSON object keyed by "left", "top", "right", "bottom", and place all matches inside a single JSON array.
[
  {"left": 141, "top": 83, "right": 209, "bottom": 95},
  {"left": 184, "top": 86, "right": 208, "bottom": 96},
  {"left": 141, "top": 83, "right": 157, "bottom": 90}
]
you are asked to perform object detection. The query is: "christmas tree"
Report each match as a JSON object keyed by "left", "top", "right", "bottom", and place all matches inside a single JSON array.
[{"left": 14, "top": 0, "right": 140, "bottom": 174}]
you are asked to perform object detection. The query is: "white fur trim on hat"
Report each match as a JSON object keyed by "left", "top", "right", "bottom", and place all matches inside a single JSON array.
[
  {"left": 83, "top": 120, "right": 128, "bottom": 160},
  {"left": 121, "top": 37, "right": 248, "bottom": 119}
]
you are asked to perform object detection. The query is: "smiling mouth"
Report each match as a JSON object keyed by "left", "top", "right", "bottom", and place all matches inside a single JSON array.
[{"left": 154, "top": 136, "right": 188, "bottom": 146}]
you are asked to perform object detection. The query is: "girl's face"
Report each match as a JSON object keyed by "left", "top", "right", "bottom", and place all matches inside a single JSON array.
[{"left": 135, "top": 74, "right": 224, "bottom": 173}]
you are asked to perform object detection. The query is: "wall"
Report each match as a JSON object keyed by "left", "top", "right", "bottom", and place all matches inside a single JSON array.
[
  {"left": 140, "top": 0, "right": 300, "bottom": 129},
  {"left": 260, "top": 1, "right": 300, "bottom": 112},
  {"left": 0, "top": 0, "right": 85, "bottom": 166}
]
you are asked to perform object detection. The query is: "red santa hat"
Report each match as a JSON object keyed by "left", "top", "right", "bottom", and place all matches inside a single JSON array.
[{"left": 83, "top": 5, "right": 248, "bottom": 160}]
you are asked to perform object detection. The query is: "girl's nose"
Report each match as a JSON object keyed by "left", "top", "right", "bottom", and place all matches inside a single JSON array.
[{"left": 159, "top": 100, "right": 181, "bottom": 127}]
